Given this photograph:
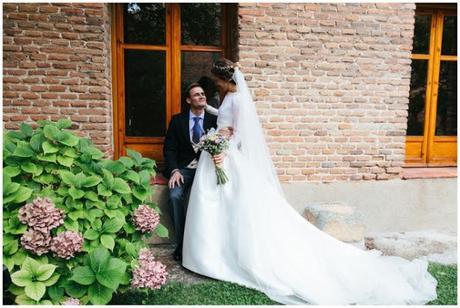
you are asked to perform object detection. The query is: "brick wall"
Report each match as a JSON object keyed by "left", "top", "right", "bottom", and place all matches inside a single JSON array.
[
  {"left": 238, "top": 3, "right": 415, "bottom": 182},
  {"left": 3, "top": 3, "right": 416, "bottom": 182},
  {"left": 3, "top": 3, "right": 113, "bottom": 154}
]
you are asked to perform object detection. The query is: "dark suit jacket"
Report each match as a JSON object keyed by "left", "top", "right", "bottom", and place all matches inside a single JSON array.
[{"left": 163, "top": 111, "right": 217, "bottom": 178}]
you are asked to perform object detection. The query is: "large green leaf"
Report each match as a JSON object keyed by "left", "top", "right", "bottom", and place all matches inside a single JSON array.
[
  {"left": 82, "top": 175, "right": 101, "bottom": 188},
  {"left": 43, "top": 273, "right": 60, "bottom": 287},
  {"left": 7, "top": 130, "right": 25, "bottom": 140},
  {"left": 70, "top": 266, "right": 96, "bottom": 285},
  {"left": 63, "top": 219, "right": 79, "bottom": 232},
  {"left": 85, "top": 191, "right": 99, "bottom": 202},
  {"left": 13, "top": 142, "right": 34, "bottom": 157},
  {"left": 88, "top": 282, "right": 113, "bottom": 305},
  {"left": 102, "top": 217, "right": 125, "bottom": 234},
  {"left": 62, "top": 147, "right": 78, "bottom": 158},
  {"left": 57, "top": 118, "right": 72, "bottom": 129},
  {"left": 84, "top": 228, "right": 100, "bottom": 241},
  {"left": 37, "top": 153, "right": 57, "bottom": 163},
  {"left": 20, "top": 122, "right": 33, "bottom": 137},
  {"left": 25, "top": 282, "right": 46, "bottom": 301},
  {"left": 155, "top": 224, "right": 169, "bottom": 238},
  {"left": 83, "top": 146, "right": 104, "bottom": 160},
  {"left": 11, "top": 270, "right": 32, "bottom": 287},
  {"left": 112, "top": 178, "right": 131, "bottom": 194},
  {"left": 43, "top": 125, "right": 61, "bottom": 141},
  {"left": 123, "top": 170, "right": 140, "bottom": 184},
  {"left": 95, "top": 258, "right": 126, "bottom": 289},
  {"left": 101, "top": 160, "right": 126, "bottom": 175},
  {"left": 64, "top": 280, "right": 88, "bottom": 298},
  {"left": 89, "top": 248, "right": 111, "bottom": 274},
  {"left": 15, "top": 294, "right": 37, "bottom": 305},
  {"left": 101, "top": 169, "right": 114, "bottom": 188},
  {"left": 34, "top": 174, "right": 56, "bottom": 185},
  {"left": 133, "top": 186, "right": 150, "bottom": 202},
  {"left": 68, "top": 186, "right": 85, "bottom": 200},
  {"left": 139, "top": 170, "right": 152, "bottom": 187},
  {"left": 30, "top": 133, "right": 45, "bottom": 152},
  {"left": 97, "top": 183, "right": 112, "bottom": 197},
  {"left": 100, "top": 234, "right": 115, "bottom": 251},
  {"left": 47, "top": 285, "right": 65, "bottom": 304},
  {"left": 106, "top": 195, "right": 121, "bottom": 209},
  {"left": 74, "top": 172, "right": 87, "bottom": 188},
  {"left": 4, "top": 181, "right": 20, "bottom": 196},
  {"left": 21, "top": 161, "right": 38, "bottom": 175},
  {"left": 35, "top": 264, "right": 57, "bottom": 281},
  {"left": 118, "top": 156, "right": 134, "bottom": 168},
  {"left": 13, "top": 186, "right": 33, "bottom": 203},
  {"left": 59, "top": 131, "right": 79, "bottom": 147},
  {"left": 85, "top": 209, "right": 104, "bottom": 223},
  {"left": 4, "top": 166, "right": 21, "bottom": 177},
  {"left": 22, "top": 256, "right": 41, "bottom": 276},
  {"left": 57, "top": 155, "right": 74, "bottom": 167},
  {"left": 42, "top": 141, "right": 59, "bottom": 154},
  {"left": 127, "top": 148, "right": 143, "bottom": 165},
  {"left": 3, "top": 236, "right": 19, "bottom": 255},
  {"left": 68, "top": 210, "right": 85, "bottom": 221}
]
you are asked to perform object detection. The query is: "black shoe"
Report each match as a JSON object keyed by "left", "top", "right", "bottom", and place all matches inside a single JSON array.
[{"left": 173, "top": 248, "right": 182, "bottom": 261}]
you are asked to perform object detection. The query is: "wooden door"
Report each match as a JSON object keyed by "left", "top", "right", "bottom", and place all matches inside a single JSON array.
[
  {"left": 112, "top": 4, "right": 235, "bottom": 164},
  {"left": 405, "top": 6, "right": 457, "bottom": 166}
]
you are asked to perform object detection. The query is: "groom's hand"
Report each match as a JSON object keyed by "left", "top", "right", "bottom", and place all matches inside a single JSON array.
[{"left": 169, "top": 170, "right": 184, "bottom": 189}]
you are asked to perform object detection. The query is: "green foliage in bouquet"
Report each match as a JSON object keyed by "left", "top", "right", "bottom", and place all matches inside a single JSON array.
[{"left": 3, "top": 119, "right": 168, "bottom": 304}]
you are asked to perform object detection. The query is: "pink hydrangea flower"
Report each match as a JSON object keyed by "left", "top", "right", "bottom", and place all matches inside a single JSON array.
[
  {"left": 50, "top": 231, "right": 83, "bottom": 259},
  {"left": 20, "top": 229, "right": 51, "bottom": 256},
  {"left": 133, "top": 205, "right": 160, "bottom": 233},
  {"left": 131, "top": 248, "right": 168, "bottom": 290},
  {"left": 18, "top": 197, "right": 65, "bottom": 233},
  {"left": 61, "top": 297, "right": 80, "bottom": 305}
]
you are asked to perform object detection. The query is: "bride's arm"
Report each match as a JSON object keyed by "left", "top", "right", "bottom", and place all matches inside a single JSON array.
[{"left": 205, "top": 104, "right": 218, "bottom": 116}]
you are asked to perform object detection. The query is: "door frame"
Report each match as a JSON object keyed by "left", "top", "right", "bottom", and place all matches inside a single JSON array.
[
  {"left": 405, "top": 6, "right": 457, "bottom": 166},
  {"left": 111, "top": 4, "right": 233, "bottom": 161}
]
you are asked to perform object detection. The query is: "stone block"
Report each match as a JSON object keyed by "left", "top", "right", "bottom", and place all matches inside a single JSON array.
[
  {"left": 303, "top": 203, "right": 365, "bottom": 242},
  {"left": 148, "top": 185, "right": 175, "bottom": 244}
]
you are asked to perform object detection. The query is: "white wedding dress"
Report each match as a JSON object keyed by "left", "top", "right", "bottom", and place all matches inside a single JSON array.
[{"left": 182, "top": 69, "right": 437, "bottom": 305}]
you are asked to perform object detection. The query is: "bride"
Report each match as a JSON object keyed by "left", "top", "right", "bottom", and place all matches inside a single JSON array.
[{"left": 182, "top": 59, "right": 437, "bottom": 304}]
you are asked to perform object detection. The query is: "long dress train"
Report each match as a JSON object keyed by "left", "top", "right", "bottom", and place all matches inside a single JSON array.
[{"left": 182, "top": 89, "right": 437, "bottom": 305}]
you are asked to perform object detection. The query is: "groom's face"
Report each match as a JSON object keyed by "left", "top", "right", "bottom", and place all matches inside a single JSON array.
[{"left": 187, "top": 86, "right": 207, "bottom": 109}]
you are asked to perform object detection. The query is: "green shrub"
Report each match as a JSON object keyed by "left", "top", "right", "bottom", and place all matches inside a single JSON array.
[{"left": 3, "top": 119, "right": 168, "bottom": 304}]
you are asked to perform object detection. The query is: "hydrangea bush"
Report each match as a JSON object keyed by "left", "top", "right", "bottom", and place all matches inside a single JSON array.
[{"left": 3, "top": 119, "right": 169, "bottom": 304}]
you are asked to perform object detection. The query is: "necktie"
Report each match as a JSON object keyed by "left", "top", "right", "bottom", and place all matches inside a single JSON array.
[{"left": 192, "top": 117, "right": 202, "bottom": 144}]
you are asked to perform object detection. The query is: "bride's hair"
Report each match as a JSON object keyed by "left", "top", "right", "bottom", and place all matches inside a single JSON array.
[{"left": 211, "top": 58, "right": 236, "bottom": 85}]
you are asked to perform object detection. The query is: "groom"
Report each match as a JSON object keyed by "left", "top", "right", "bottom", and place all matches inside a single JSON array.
[{"left": 163, "top": 83, "right": 218, "bottom": 261}]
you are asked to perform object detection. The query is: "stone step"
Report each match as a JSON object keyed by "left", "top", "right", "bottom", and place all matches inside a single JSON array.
[
  {"left": 303, "top": 203, "right": 366, "bottom": 243},
  {"left": 149, "top": 184, "right": 175, "bottom": 244},
  {"left": 364, "top": 230, "right": 457, "bottom": 264}
]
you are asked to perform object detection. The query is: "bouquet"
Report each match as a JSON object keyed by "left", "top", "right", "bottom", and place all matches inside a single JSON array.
[{"left": 198, "top": 128, "right": 230, "bottom": 185}]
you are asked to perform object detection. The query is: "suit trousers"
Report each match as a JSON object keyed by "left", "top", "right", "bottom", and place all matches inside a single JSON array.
[{"left": 168, "top": 168, "right": 196, "bottom": 252}]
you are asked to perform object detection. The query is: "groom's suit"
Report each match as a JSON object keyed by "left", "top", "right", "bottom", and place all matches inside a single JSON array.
[{"left": 163, "top": 110, "right": 217, "bottom": 257}]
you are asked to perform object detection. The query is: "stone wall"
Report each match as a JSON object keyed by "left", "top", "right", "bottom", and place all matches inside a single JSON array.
[
  {"left": 3, "top": 3, "right": 113, "bottom": 154},
  {"left": 238, "top": 3, "right": 415, "bottom": 182}
]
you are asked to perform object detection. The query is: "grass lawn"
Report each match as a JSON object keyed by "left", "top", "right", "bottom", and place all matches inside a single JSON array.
[{"left": 111, "top": 263, "right": 457, "bottom": 305}]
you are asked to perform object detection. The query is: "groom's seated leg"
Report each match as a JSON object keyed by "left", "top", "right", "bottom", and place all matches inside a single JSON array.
[{"left": 168, "top": 184, "right": 186, "bottom": 246}]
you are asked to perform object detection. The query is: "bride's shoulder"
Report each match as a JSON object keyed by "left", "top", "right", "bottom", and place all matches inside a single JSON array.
[{"left": 227, "top": 91, "right": 240, "bottom": 102}]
